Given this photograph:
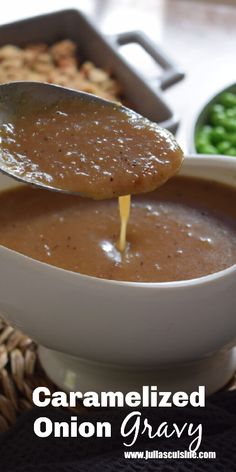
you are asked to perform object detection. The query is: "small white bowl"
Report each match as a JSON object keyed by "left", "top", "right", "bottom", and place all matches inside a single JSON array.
[{"left": 0, "top": 154, "right": 236, "bottom": 394}]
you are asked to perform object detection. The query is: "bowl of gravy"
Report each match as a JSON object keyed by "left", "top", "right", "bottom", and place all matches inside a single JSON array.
[{"left": 0, "top": 153, "right": 235, "bottom": 394}]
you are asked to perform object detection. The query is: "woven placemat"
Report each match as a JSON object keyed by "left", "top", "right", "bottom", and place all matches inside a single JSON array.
[
  {"left": 0, "top": 316, "right": 235, "bottom": 434},
  {"left": 0, "top": 316, "right": 60, "bottom": 432}
]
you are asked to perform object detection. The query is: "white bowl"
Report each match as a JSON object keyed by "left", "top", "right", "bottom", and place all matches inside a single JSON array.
[{"left": 0, "top": 154, "right": 236, "bottom": 394}]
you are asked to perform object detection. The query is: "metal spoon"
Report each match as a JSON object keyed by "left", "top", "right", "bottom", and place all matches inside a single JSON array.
[{"left": 0, "top": 81, "right": 183, "bottom": 199}]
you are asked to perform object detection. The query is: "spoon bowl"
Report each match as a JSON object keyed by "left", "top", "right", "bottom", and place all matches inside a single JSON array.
[{"left": 0, "top": 81, "right": 183, "bottom": 199}]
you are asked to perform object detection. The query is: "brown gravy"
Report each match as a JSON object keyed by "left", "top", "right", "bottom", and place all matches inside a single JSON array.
[
  {"left": 0, "top": 176, "right": 236, "bottom": 282},
  {"left": 0, "top": 98, "right": 183, "bottom": 199}
]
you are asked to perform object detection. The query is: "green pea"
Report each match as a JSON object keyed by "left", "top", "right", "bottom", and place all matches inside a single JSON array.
[
  {"left": 210, "top": 126, "right": 226, "bottom": 144},
  {"left": 227, "top": 134, "right": 236, "bottom": 146},
  {"left": 225, "top": 108, "right": 236, "bottom": 119},
  {"left": 223, "top": 119, "right": 236, "bottom": 132},
  {"left": 196, "top": 125, "right": 212, "bottom": 139},
  {"left": 196, "top": 128, "right": 211, "bottom": 149},
  {"left": 211, "top": 104, "right": 225, "bottom": 114},
  {"left": 196, "top": 139, "right": 209, "bottom": 151},
  {"left": 200, "top": 125, "right": 212, "bottom": 136},
  {"left": 217, "top": 141, "right": 231, "bottom": 154},
  {"left": 197, "top": 143, "right": 218, "bottom": 154},
  {"left": 210, "top": 112, "right": 226, "bottom": 127},
  {"left": 227, "top": 147, "right": 236, "bottom": 157},
  {"left": 196, "top": 133, "right": 208, "bottom": 142},
  {"left": 196, "top": 143, "right": 204, "bottom": 153},
  {"left": 219, "top": 92, "right": 236, "bottom": 108},
  {"left": 196, "top": 136, "right": 211, "bottom": 152}
]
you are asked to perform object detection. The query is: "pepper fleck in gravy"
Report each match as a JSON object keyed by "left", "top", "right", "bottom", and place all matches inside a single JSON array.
[{"left": 0, "top": 176, "right": 236, "bottom": 282}]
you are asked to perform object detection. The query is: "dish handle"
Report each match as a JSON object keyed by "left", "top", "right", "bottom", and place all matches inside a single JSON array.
[{"left": 110, "top": 30, "right": 185, "bottom": 90}]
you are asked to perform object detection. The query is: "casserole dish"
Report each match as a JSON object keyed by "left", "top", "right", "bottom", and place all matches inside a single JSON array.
[{"left": 0, "top": 9, "right": 184, "bottom": 132}]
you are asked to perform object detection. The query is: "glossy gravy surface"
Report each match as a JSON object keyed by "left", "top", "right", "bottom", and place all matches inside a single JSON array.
[
  {"left": 0, "top": 176, "right": 236, "bottom": 282},
  {"left": 0, "top": 98, "right": 183, "bottom": 199}
]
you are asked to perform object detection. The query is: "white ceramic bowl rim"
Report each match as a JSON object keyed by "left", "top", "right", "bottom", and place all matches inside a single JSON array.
[{"left": 0, "top": 153, "right": 236, "bottom": 290}]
